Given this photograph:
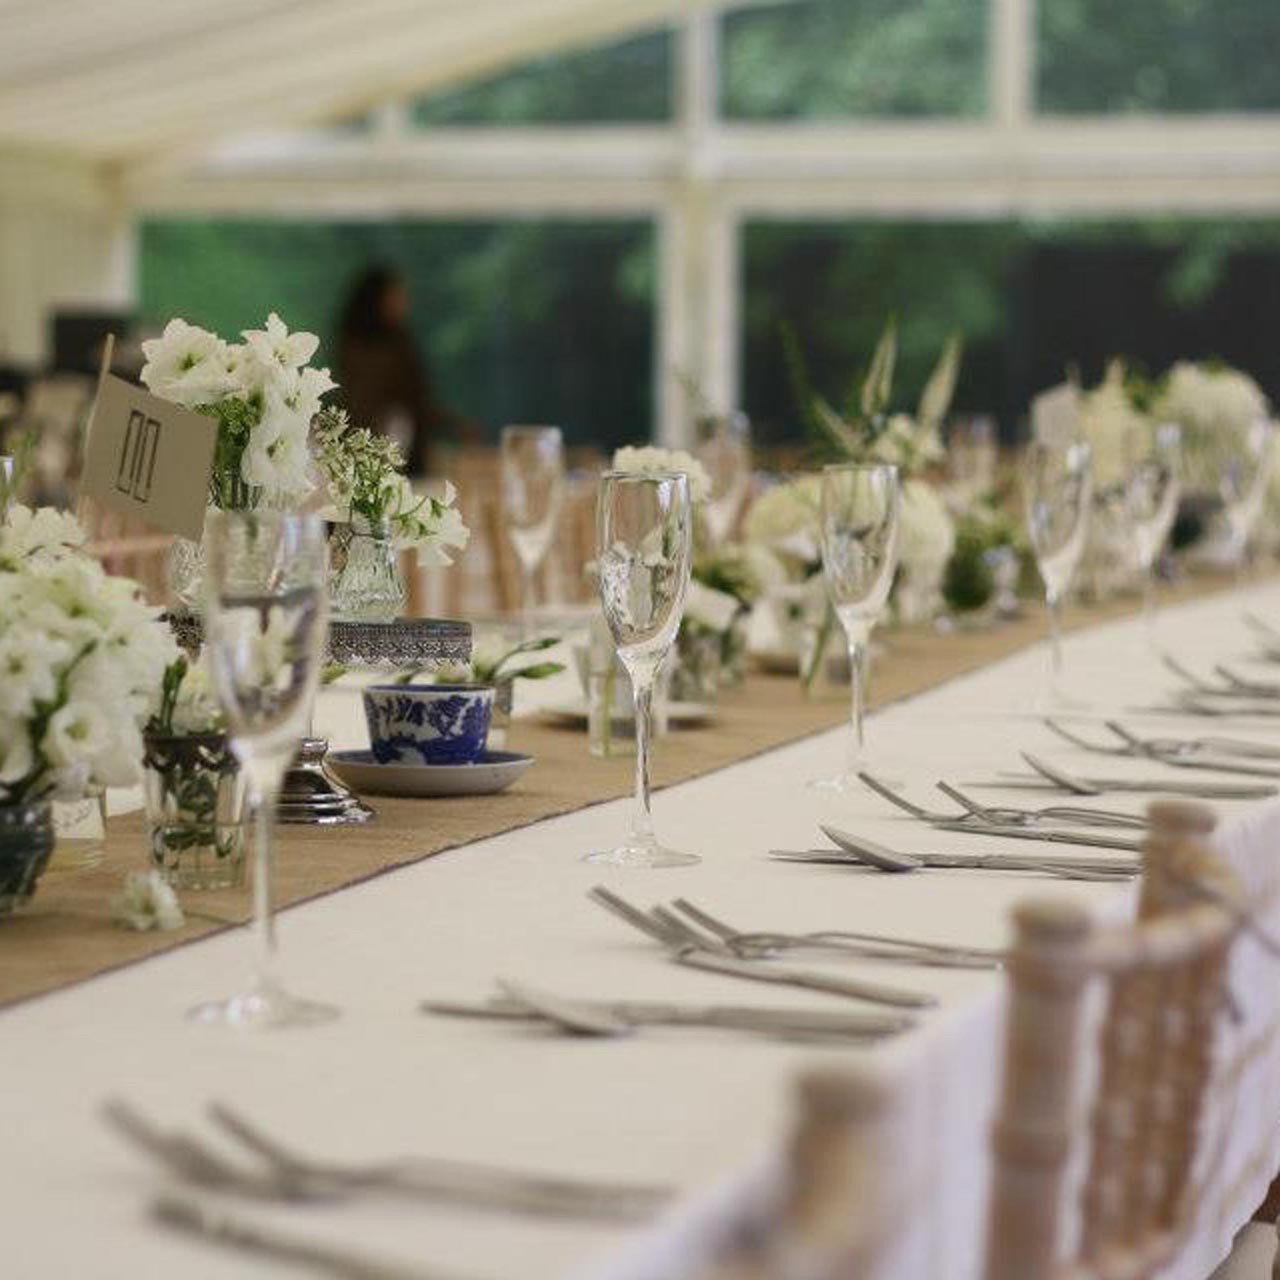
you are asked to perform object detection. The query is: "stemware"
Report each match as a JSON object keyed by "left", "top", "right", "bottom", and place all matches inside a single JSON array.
[
  {"left": 1024, "top": 439, "right": 1092, "bottom": 702},
  {"left": 811, "top": 463, "right": 901, "bottom": 791},
  {"left": 499, "top": 425, "right": 565, "bottom": 628},
  {"left": 190, "top": 511, "right": 334, "bottom": 1029},
  {"left": 1126, "top": 422, "right": 1182, "bottom": 649},
  {"left": 1220, "top": 418, "right": 1276, "bottom": 577},
  {"left": 587, "top": 471, "right": 695, "bottom": 868},
  {"left": 694, "top": 412, "right": 752, "bottom": 544}
]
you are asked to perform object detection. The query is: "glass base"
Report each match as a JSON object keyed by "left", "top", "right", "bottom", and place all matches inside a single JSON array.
[
  {"left": 187, "top": 978, "right": 339, "bottom": 1030},
  {"left": 808, "top": 771, "right": 861, "bottom": 793},
  {"left": 584, "top": 841, "right": 700, "bottom": 869}
]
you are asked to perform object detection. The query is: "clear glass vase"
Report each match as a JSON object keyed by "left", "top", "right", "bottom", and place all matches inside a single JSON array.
[
  {"left": 142, "top": 733, "right": 247, "bottom": 891},
  {"left": 670, "top": 622, "right": 722, "bottom": 703},
  {"left": 0, "top": 800, "right": 55, "bottom": 916},
  {"left": 329, "top": 518, "right": 405, "bottom": 622},
  {"left": 168, "top": 507, "right": 217, "bottom": 614}
]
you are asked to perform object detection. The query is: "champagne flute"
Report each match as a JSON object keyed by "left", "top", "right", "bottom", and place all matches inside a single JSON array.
[
  {"left": 1126, "top": 422, "right": 1181, "bottom": 649},
  {"left": 1024, "top": 438, "right": 1092, "bottom": 701},
  {"left": 190, "top": 511, "right": 334, "bottom": 1029},
  {"left": 587, "top": 471, "right": 695, "bottom": 868},
  {"left": 500, "top": 425, "right": 565, "bottom": 629},
  {"left": 811, "top": 464, "right": 900, "bottom": 791},
  {"left": 695, "top": 412, "right": 752, "bottom": 544},
  {"left": 1220, "top": 418, "right": 1275, "bottom": 577}
]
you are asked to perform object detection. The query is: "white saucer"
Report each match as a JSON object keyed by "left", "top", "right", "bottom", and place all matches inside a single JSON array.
[
  {"left": 539, "top": 699, "right": 714, "bottom": 729},
  {"left": 327, "top": 750, "right": 534, "bottom": 798}
]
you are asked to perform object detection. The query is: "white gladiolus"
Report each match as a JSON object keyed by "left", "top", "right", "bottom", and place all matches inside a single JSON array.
[
  {"left": 139, "top": 320, "right": 238, "bottom": 408},
  {"left": 242, "top": 312, "right": 321, "bottom": 374},
  {"left": 612, "top": 446, "right": 712, "bottom": 505}
]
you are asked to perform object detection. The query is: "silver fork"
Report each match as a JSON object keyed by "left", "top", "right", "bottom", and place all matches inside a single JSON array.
[
  {"left": 105, "top": 1099, "right": 667, "bottom": 1221},
  {"left": 587, "top": 887, "right": 936, "bottom": 1007},
  {"left": 669, "top": 898, "right": 1003, "bottom": 969},
  {"left": 152, "top": 1196, "right": 465, "bottom": 1280}
]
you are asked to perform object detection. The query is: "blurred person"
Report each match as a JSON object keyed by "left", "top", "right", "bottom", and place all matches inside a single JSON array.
[{"left": 336, "top": 266, "right": 474, "bottom": 475}]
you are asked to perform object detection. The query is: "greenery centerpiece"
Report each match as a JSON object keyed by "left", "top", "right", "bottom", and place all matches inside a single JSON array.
[
  {"left": 313, "top": 407, "right": 470, "bottom": 621},
  {"left": 140, "top": 313, "right": 337, "bottom": 608},
  {"left": 142, "top": 656, "right": 246, "bottom": 891}
]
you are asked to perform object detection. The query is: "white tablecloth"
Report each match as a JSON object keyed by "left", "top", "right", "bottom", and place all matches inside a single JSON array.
[{"left": 5, "top": 585, "right": 1280, "bottom": 1279}]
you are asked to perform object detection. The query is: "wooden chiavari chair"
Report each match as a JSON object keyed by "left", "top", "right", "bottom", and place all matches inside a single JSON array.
[{"left": 985, "top": 799, "right": 1253, "bottom": 1280}]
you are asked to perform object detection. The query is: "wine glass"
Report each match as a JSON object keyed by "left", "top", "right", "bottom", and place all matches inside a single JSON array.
[
  {"left": 1220, "top": 418, "right": 1275, "bottom": 577},
  {"left": 811, "top": 464, "right": 901, "bottom": 791},
  {"left": 587, "top": 471, "right": 695, "bottom": 868},
  {"left": 695, "top": 412, "right": 752, "bottom": 544},
  {"left": 1024, "top": 439, "right": 1092, "bottom": 700},
  {"left": 1126, "top": 422, "right": 1182, "bottom": 649},
  {"left": 190, "top": 511, "right": 334, "bottom": 1029},
  {"left": 500, "top": 425, "right": 565, "bottom": 628}
]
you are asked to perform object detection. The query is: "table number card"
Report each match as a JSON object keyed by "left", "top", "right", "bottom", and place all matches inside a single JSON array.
[{"left": 81, "top": 373, "right": 218, "bottom": 540}]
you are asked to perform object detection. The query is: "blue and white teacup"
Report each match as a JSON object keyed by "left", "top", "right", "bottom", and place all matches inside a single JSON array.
[{"left": 363, "top": 684, "right": 494, "bottom": 766}]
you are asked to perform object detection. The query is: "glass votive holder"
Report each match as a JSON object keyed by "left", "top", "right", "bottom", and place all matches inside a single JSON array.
[{"left": 142, "top": 733, "right": 248, "bottom": 891}]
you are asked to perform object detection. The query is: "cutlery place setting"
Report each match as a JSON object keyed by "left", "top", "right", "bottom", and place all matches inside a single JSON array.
[{"left": 1042, "top": 716, "right": 1280, "bottom": 778}]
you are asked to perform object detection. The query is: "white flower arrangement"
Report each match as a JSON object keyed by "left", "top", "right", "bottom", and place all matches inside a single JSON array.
[
  {"left": 1153, "top": 361, "right": 1270, "bottom": 491},
  {"left": 898, "top": 478, "right": 956, "bottom": 573},
  {"left": 313, "top": 408, "right": 470, "bottom": 563},
  {"left": 1079, "top": 362, "right": 1151, "bottom": 492},
  {"left": 611, "top": 446, "right": 712, "bottom": 505},
  {"left": 140, "top": 313, "right": 336, "bottom": 509},
  {"left": 0, "top": 505, "right": 178, "bottom": 805},
  {"left": 743, "top": 475, "right": 823, "bottom": 569},
  {"left": 148, "top": 654, "right": 224, "bottom": 737},
  {"left": 112, "top": 869, "right": 185, "bottom": 932}
]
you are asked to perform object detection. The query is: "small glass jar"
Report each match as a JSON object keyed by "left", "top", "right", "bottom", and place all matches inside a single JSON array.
[
  {"left": 488, "top": 681, "right": 514, "bottom": 749},
  {"left": 670, "top": 622, "right": 722, "bottom": 703},
  {"left": 142, "top": 733, "right": 247, "bottom": 891},
  {"left": 0, "top": 800, "right": 54, "bottom": 916},
  {"left": 329, "top": 517, "right": 405, "bottom": 622}
]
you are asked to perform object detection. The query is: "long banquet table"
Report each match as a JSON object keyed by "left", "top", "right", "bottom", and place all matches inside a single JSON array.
[{"left": 4, "top": 582, "right": 1280, "bottom": 1279}]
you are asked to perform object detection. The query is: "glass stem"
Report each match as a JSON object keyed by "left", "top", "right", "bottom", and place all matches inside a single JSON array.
[
  {"left": 1047, "top": 593, "right": 1063, "bottom": 682},
  {"left": 244, "top": 760, "right": 283, "bottom": 994},
  {"left": 846, "top": 635, "right": 866, "bottom": 778},
  {"left": 1142, "top": 565, "right": 1157, "bottom": 649},
  {"left": 629, "top": 672, "right": 656, "bottom": 848},
  {"left": 520, "top": 562, "right": 537, "bottom": 637}
]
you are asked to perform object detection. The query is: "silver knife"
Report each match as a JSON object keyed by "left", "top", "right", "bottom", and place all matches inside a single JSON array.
[
  {"left": 930, "top": 820, "right": 1142, "bottom": 852},
  {"left": 422, "top": 996, "right": 910, "bottom": 1038}
]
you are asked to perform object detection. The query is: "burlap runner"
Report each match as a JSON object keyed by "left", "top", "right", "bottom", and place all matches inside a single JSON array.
[{"left": 0, "top": 575, "right": 1241, "bottom": 1009}]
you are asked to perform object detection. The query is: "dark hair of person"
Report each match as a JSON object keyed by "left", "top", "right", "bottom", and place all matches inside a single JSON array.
[{"left": 339, "top": 266, "right": 401, "bottom": 340}]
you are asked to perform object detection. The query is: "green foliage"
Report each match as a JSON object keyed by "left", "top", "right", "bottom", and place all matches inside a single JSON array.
[
  {"left": 139, "top": 219, "right": 655, "bottom": 452},
  {"left": 148, "top": 658, "right": 189, "bottom": 736},
  {"left": 0, "top": 430, "right": 36, "bottom": 512},
  {"left": 721, "top": 0, "right": 986, "bottom": 119},
  {"left": 1038, "top": 0, "right": 1280, "bottom": 113},
  {"left": 412, "top": 30, "right": 673, "bottom": 125}
]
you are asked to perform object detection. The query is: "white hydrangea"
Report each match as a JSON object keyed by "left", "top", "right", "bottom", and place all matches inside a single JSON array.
[
  {"left": 1154, "top": 361, "right": 1270, "bottom": 490},
  {"left": 612, "top": 446, "right": 712, "bottom": 505},
  {"left": 898, "top": 479, "right": 956, "bottom": 572},
  {"left": 0, "top": 505, "right": 178, "bottom": 805}
]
